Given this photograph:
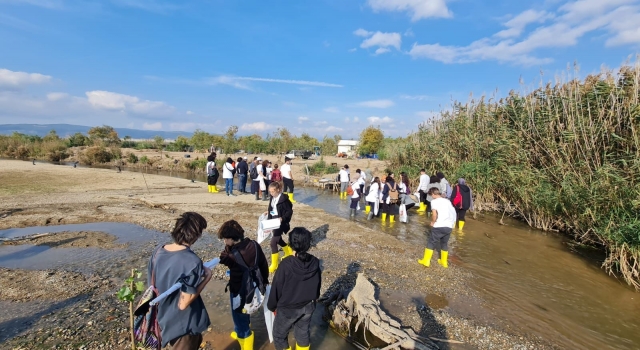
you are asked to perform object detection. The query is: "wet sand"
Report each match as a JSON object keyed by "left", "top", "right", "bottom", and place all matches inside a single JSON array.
[{"left": 0, "top": 160, "right": 551, "bottom": 349}]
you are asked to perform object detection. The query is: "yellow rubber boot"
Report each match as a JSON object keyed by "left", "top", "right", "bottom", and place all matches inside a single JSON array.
[
  {"left": 389, "top": 215, "right": 395, "bottom": 223},
  {"left": 381, "top": 213, "right": 387, "bottom": 222},
  {"left": 282, "top": 244, "right": 293, "bottom": 258},
  {"left": 459, "top": 221, "right": 465, "bottom": 230},
  {"left": 365, "top": 205, "right": 370, "bottom": 214},
  {"left": 296, "top": 344, "right": 310, "bottom": 350},
  {"left": 212, "top": 185, "right": 219, "bottom": 193},
  {"left": 416, "top": 202, "right": 426, "bottom": 212},
  {"left": 207, "top": 185, "right": 212, "bottom": 193},
  {"left": 438, "top": 251, "right": 449, "bottom": 268},
  {"left": 268, "top": 253, "right": 280, "bottom": 273},
  {"left": 417, "top": 248, "right": 434, "bottom": 267},
  {"left": 231, "top": 331, "right": 238, "bottom": 340},
  {"left": 288, "top": 192, "right": 297, "bottom": 203},
  {"left": 238, "top": 331, "right": 254, "bottom": 350}
]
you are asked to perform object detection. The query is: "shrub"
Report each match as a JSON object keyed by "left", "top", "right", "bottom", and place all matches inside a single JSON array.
[
  {"left": 139, "top": 155, "right": 149, "bottom": 164},
  {"left": 127, "top": 152, "right": 138, "bottom": 164},
  {"left": 82, "top": 146, "right": 113, "bottom": 165}
]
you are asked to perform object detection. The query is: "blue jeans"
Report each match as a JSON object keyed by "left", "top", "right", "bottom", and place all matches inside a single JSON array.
[
  {"left": 230, "top": 294, "right": 251, "bottom": 338},
  {"left": 225, "top": 178, "right": 234, "bottom": 195},
  {"left": 239, "top": 174, "right": 247, "bottom": 192}
]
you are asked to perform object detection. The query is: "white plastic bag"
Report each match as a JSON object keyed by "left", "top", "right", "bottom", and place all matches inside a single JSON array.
[
  {"left": 257, "top": 213, "right": 271, "bottom": 243},
  {"left": 399, "top": 204, "right": 408, "bottom": 223},
  {"left": 264, "top": 285, "right": 275, "bottom": 342},
  {"left": 259, "top": 178, "right": 266, "bottom": 191}
]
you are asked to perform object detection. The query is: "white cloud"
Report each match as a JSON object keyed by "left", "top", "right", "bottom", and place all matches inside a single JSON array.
[
  {"left": 375, "top": 47, "right": 391, "bottom": 55},
  {"left": 408, "top": 1, "right": 640, "bottom": 66},
  {"left": 323, "top": 107, "right": 340, "bottom": 113},
  {"left": 401, "top": 94, "right": 431, "bottom": 100},
  {"left": 209, "top": 75, "right": 343, "bottom": 89},
  {"left": 46, "top": 92, "right": 68, "bottom": 101},
  {"left": 325, "top": 126, "right": 343, "bottom": 132},
  {"left": 354, "top": 28, "right": 373, "bottom": 37},
  {"left": 360, "top": 31, "right": 402, "bottom": 50},
  {"left": 368, "top": 116, "right": 394, "bottom": 124},
  {"left": 186, "top": 110, "right": 194, "bottom": 115},
  {"left": 404, "top": 28, "right": 415, "bottom": 37},
  {"left": 353, "top": 117, "right": 360, "bottom": 122},
  {"left": 0, "top": 68, "right": 52, "bottom": 89},
  {"left": 314, "top": 121, "right": 328, "bottom": 126},
  {"left": 169, "top": 122, "right": 220, "bottom": 131},
  {"left": 142, "top": 122, "right": 162, "bottom": 130},
  {"left": 298, "top": 116, "right": 309, "bottom": 124},
  {"left": 354, "top": 99, "right": 395, "bottom": 108},
  {"left": 85, "top": 90, "right": 174, "bottom": 115},
  {"left": 348, "top": 48, "right": 357, "bottom": 53},
  {"left": 240, "top": 122, "right": 273, "bottom": 132},
  {"left": 367, "top": 0, "right": 452, "bottom": 21}
]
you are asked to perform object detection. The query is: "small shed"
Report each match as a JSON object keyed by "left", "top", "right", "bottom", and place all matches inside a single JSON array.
[{"left": 337, "top": 140, "right": 359, "bottom": 156}]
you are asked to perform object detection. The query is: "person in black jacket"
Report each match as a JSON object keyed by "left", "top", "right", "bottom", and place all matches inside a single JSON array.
[
  {"left": 450, "top": 178, "right": 474, "bottom": 230},
  {"left": 264, "top": 181, "right": 294, "bottom": 273},
  {"left": 237, "top": 157, "right": 249, "bottom": 194},
  {"left": 218, "top": 220, "right": 269, "bottom": 350},
  {"left": 267, "top": 227, "right": 321, "bottom": 350}
]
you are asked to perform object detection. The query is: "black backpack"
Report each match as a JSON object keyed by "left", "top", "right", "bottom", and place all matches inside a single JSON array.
[
  {"left": 250, "top": 165, "right": 259, "bottom": 180},
  {"left": 230, "top": 241, "right": 267, "bottom": 314}
]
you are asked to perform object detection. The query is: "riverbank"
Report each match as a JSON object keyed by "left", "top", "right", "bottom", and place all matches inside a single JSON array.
[{"left": 0, "top": 160, "right": 551, "bottom": 349}]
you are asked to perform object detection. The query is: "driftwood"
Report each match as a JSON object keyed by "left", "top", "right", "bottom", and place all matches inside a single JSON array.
[{"left": 328, "top": 273, "right": 439, "bottom": 350}]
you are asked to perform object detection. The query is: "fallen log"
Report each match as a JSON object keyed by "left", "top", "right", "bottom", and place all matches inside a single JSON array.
[{"left": 325, "top": 273, "right": 439, "bottom": 350}]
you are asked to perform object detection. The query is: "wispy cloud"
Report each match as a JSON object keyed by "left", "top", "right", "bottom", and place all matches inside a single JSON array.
[
  {"left": 298, "top": 116, "right": 309, "bottom": 123},
  {"left": 240, "top": 122, "right": 273, "bottom": 132},
  {"left": 367, "top": 0, "right": 452, "bottom": 21},
  {"left": 85, "top": 90, "right": 175, "bottom": 115},
  {"left": 46, "top": 92, "right": 69, "bottom": 101},
  {"left": 356, "top": 29, "right": 402, "bottom": 54},
  {"left": 142, "top": 122, "right": 162, "bottom": 130},
  {"left": 225, "top": 76, "right": 343, "bottom": 88},
  {"left": 323, "top": 107, "right": 340, "bottom": 113},
  {"left": 111, "top": 0, "right": 181, "bottom": 13},
  {"left": 368, "top": 116, "right": 394, "bottom": 124},
  {"left": 353, "top": 99, "right": 395, "bottom": 108},
  {"left": 400, "top": 94, "right": 431, "bottom": 100},
  {"left": 0, "top": 68, "right": 52, "bottom": 89},
  {"left": 409, "top": 0, "right": 640, "bottom": 66}
]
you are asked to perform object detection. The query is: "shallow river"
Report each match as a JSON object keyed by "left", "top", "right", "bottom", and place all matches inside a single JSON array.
[{"left": 6, "top": 163, "right": 640, "bottom": 349}]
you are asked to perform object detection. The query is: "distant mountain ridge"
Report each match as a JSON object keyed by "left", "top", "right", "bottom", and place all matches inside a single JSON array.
[{"left": 0, "top": 124, "right": 191, "bottom": 140}]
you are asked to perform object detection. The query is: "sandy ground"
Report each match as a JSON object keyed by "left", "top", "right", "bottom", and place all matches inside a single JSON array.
[{"left": 0, "top": 160, "right": 551, "bottom": 350}]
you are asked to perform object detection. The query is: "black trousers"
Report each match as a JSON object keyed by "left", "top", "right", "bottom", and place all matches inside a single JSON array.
[
  {"left": 456, "top": 209, "right": 467, "bottom": 221},
  {"left": 419, "top": 190, "right": 427, "bottom": 204},
  {"left": 427, "top": 227, "right": 452, "bottom": 251},
  {"left": 283, "top": 178, "right": 294, "bottom": 193},
  {"left": 273, "top": 302, "right": 315, "bottom": 350}
]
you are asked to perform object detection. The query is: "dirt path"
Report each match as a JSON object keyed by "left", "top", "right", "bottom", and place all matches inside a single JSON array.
[{"left": 0, "top": 160, "right": 551, "bottom": 349}]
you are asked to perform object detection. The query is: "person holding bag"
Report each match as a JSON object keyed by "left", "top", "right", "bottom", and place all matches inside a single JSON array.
[
  {"left": 264, "top": 181, "right": 294, "bottom": 273},
  {"left": 218, "top": 220, "right": 269, "bottom": 350}
]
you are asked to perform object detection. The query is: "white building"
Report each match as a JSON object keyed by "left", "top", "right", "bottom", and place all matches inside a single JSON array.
[{"left": 337, "top": 140, "right": 359, "bottom": 156}]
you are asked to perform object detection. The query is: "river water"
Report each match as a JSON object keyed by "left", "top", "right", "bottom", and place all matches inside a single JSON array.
[{"left": 8, "top": 163, "right": 640, "bottom": 349}]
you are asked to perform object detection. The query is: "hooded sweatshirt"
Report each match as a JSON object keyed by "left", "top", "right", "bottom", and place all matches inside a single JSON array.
[
  {"left": 451, "top": 178, "right": 474, "bottom": 210},
  {"left": 267, "top": 254, "right": 321, "bottom": 311}
]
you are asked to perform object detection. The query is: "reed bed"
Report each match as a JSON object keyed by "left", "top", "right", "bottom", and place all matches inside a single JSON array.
[{"left": 384, "top": 65, "right": 640, "bottom": 289}]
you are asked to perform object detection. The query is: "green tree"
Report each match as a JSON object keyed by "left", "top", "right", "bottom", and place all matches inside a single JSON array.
[
  {"left": 173, "top": 135, "right": 190, "bottom": 151},
  {"left": 277, "top": 127, "right": 292, "bottom": 155},
  {"left": 153, "top": 135, "right": 164, "bottom": 150},
  {"left": 43, "top": 130, "right": 60, "bottom": 142},
  {"left": 190, "top": 129, "right": 214, "bottom": 151},
  {"left": 223, "top": 126, "right": 239, "bottom": 154},
  {"left": 358, "top": 126, "right": 384, "bottom": 155},
  {"left": 88, "top": 125, "right": 120, "bottom": 146},
  {"left": 67, "top": 132, "right": 88, "bottom": 147},
  {"left": 320, "top": 135, "right": 338, "bottom": 156}
]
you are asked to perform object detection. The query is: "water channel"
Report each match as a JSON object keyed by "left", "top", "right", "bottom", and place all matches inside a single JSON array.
[{"left": 5, "top": 162, "right": 640, "bottom": 349}]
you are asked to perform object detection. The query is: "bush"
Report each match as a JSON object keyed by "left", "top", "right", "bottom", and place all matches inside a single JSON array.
[
  {"left": 127, "top": 152, "right": 139, "bottom": 164},
  {"left": 308, "top": 158, "right": 338, "bottom": 176},
  {"left": 82, "top": 146, "right": 113, "bottom": 165},
  {"left": 189, "top": 158, "right": 207, "bottom": 171},
  {"left": 140, "top": 155, "right": 149, "bottom": 164}
]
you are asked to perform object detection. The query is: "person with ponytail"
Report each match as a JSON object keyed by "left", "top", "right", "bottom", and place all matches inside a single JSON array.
[
  {"left": 267, "top": 227, "right": 321, "bottom": 350},
  {"left": 264, "top": 181, "right": 294, "bottom": 273}
]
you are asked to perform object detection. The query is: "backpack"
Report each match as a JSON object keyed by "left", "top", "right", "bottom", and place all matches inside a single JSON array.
[
  {"left": 230, "top": 241, "right": 267, "bottom": 314},
  {"left": 452, "top": 185, "right": 462, "bottom": 208},
  {"left": 388, "top": 183, "right": 399, "bottom": 204},
  {"left": 133, "top": 248, "right": 162, "bottom": 350},
  {"left": 250, "top": 165, "right": 259, "bottom": 180},
  {"left": 271, "top": 169, "right": 282, "bottom": 182},
  {"left": 346, "top": 184, "right": 354, "bottom": 196}
]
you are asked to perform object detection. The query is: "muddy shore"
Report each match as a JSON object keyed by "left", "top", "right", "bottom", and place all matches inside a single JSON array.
[{"left": 0, "top": 160, "right": 552, "bottom": 349}]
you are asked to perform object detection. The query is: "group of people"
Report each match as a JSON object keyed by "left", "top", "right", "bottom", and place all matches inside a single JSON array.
[
  {"left": 150, "top": 204, "right": 320, "bottom": 350},
  {"left": 206, "top": 152, "right": 297, "bottom": 204}
]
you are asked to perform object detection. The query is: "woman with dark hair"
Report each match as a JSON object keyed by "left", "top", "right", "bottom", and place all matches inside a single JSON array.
[
  {"left": 426, "top": 175, "right": 441, "bottom": 214},
  {"left": 264, "top": 181, "right": 294, "bottom": 273},
  {"left": 222, "top": 157, "right": 236, "bottom": 196},
  {"left": 206, "top": 154, "right": 219, "bottom": 193},
  {"left": 365, "top": 176, "right": 381, "bottom": 219},
  {"left": 268, "top": 227, "right": 321, "bottom": 350},
  {"left": 218, "top": 220, "right": 269, "bottom": 350},
  {"left": 261, "top": 159, "right": 270, "bottom": 201},
  {"left": 399, "top": 172, "right": 416, "bottom": 211},
  {"left": 148, "top": 212, "right": 212, "bottom": 350},
  {"left": 450, "top": 178, "right": 474, "bottom": 230},
  {"left": 436, "top": 171, "right": 452, "bottom": 198},
  {"left": 381, "top": 174, "right": 399, "bottom": 223}
]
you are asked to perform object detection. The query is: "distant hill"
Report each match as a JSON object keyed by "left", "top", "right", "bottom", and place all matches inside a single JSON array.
[{"left": 0, "top": 124, "right": 192, "bottom": 140}]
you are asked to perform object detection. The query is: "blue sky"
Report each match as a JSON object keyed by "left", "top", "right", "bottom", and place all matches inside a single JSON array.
[{"left": 0, "top": 0, "right": 639, "bottom": 138}]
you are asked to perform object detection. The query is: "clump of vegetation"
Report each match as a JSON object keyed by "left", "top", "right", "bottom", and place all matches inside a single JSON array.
[
  {"left": 308, "top": 158, "right": 339, "bottom": 176},
  {"left": 139, "top": 155, "right": 150, "bottom": 165},
  {"left": 81, "top": 146, "right": 114, "bottom": 165},
  {"left": 127, "top": 152, "right": 139, "bottom": 164},
  {"left": 188, "top": 158, "right": 207, "bottom": 171},
  {"left": 383, "top": 64, "right": 640, "bottom": 289}
]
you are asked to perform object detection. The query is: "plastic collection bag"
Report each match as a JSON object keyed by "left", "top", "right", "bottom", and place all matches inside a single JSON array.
[
  {"left": 399, "top": 204, "right": 408, "bottom": 223},
  {"left": 264, "top": 285, "right": 275, "bottom": 342},
  {"left": 257, "top": 213, "right": 271, "bottom": 243}
]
